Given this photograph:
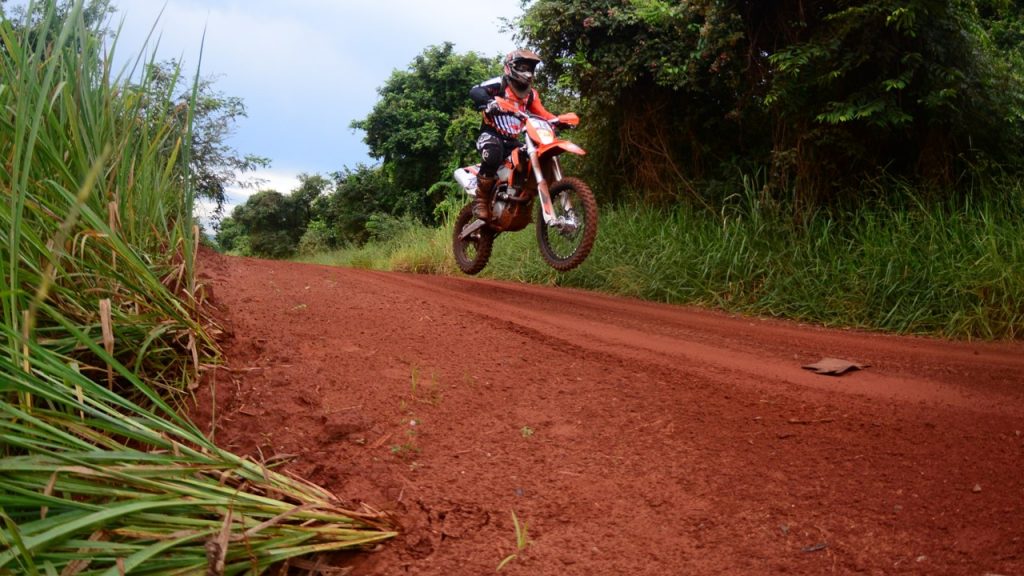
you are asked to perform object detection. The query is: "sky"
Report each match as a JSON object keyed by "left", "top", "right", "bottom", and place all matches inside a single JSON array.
[{"left": 105, "top": 0, "right": 525, "bottom": 218}]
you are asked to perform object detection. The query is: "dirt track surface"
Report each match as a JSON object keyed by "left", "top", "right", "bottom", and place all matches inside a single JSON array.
[{"left": 193, "top": 251, "right": 1024, "bottom": 575}]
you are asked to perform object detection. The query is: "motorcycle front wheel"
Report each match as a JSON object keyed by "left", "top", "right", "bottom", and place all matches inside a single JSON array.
[
  {"left": 536, "top": 177, "right": 598, "bottom": 272},
  {"left": 452, "top": 202, "right": 495, "bottom": 275}
]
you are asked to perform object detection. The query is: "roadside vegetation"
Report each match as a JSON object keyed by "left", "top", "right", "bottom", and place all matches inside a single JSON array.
[
  {"left": 301, "top": 184, "right": 1024, "bottom": 339},
  {"left": 1, "top": 1, "right": 393, "bottom": 572},
  {"left": 223, "top": 1, "right": 1024, "bottom": 341}
]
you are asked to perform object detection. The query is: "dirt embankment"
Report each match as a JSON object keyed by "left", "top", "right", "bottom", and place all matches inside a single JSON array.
[{"left": 193, "top": 250, "right": 1024, "bottom": 575}]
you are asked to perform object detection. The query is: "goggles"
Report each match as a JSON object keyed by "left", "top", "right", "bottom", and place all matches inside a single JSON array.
[{"left": 511, "top": 61, "right": 536, "bottom": 73}]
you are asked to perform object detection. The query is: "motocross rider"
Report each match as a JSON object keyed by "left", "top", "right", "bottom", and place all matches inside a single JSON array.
[{"left": 469, "top": 49, "right": 558, "bottom": 221}]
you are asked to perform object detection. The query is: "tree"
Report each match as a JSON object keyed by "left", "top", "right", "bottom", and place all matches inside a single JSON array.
[
  {"left": 520, "top": 0, "right": 756, "bottom": 203},
  {"left": 753, "top": 0, "right": 1024, "bottom": 204},
  {"left": 321, "top": 165, "right": 396, "bottom": 245},
  {"left": 139, "top": 60, "right": 269, "bottom": 213},
  {"left": 214, "top": 216, "right": 246, "bottom": 253},
  {"left": 188, "top": 76, "right": 270, "bottom": 210},
  {"left": 520, "top": 0, "right": 1024, "bottom": 208},
  {"left": 291, "top": 172, "right": 331, "bottom": 224},
  {"left": 228, "top": 190, "right": 305, "bottom": 258},
  {"left": 351, "top": 43, "right": 500, "bottom": 222},
  {"left": 216, "top": 175, "right": 330, "bottom": 257}
]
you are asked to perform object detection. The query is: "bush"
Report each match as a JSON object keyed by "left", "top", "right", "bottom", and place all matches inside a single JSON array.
[
  {"left": 249, "top": 230, "right": 297, "bottom": 258},
  {"left": 298, "top": 219, "right": 338, "bottom": 255}
]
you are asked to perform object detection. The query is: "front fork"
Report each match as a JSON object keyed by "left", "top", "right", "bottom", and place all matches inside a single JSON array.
[{"left": 528, "top": 140, "right": 565, "bottom": 225}]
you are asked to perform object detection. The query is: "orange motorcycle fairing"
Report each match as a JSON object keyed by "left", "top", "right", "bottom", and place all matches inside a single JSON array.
[{"left": 507, "top": 147, "right": 530, "bottom": 190}]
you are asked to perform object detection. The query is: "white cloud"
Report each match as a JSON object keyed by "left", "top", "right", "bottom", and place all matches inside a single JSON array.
[{"left": 240, "top": 168, "right": 305, "bottom": 197}]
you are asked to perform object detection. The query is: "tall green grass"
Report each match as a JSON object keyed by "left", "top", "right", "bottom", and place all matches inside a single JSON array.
[
  {"left": 2, "top": 2, "right": 393, "bottom": 571},
  {"left": 2, "top": 2, "right": 209, "bottom": 396},
  {"left": 1, "top": 327, "right": 395, "bottom": 573},
  {"left": 580, "top": 189, "right": 1024, "bottom": 338},
  {"left": 299, "top": 216, "right": 456, "bottom": 275},
  {"left": 309, "top": 185, "right": 1024, "bottom": 340}
]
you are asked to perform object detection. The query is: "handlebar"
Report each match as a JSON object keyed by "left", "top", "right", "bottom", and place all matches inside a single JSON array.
[
  {"left": 490, "top": 97, "right": 579, "bottom": 128},
  {"left": 491, "top": 97, "right": 528, "bottom": 119}
]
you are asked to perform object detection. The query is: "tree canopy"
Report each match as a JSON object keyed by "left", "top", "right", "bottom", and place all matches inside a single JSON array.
[
  {"left": 1, "top": 0, "right": 115, "bottom": 30},
  {"left": 351, "top": 42, "right": 500, "bottom": 222},
  {"left": 137, "top": 60, "right": 270, "bottom": 213},
  {"left": 520, "top": 0, "right": 1024, "bottom": 207}
]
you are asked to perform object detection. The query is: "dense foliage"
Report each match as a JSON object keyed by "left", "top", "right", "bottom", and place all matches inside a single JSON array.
[{"left": 520, "top": 0, "right": 1024, "bottom": 208}]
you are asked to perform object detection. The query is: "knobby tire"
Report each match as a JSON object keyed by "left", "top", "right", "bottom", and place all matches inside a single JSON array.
[
  {"left": 536, "top": 177, "right": 598, "bottom": 272},
  {"left": 452, "top": 203, "right": 495, "bottom": 275}
]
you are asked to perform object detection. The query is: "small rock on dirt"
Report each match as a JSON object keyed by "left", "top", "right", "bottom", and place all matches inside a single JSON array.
[{"left": 802, "top": 357, "right": 868, "bottom": 376}]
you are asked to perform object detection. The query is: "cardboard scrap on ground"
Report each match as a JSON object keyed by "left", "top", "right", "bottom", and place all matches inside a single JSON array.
[{"left": 802, "top": 357, "right": 868, "bottom": 376}]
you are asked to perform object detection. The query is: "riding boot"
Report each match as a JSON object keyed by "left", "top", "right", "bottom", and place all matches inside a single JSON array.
[{"left": 473, "top": 175, "right": 497, "bottom": 221}]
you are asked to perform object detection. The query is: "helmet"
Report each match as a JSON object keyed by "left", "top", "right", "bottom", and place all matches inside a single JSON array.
[{"left": 503, "top": 49, "right": 541, "bottom": 99}]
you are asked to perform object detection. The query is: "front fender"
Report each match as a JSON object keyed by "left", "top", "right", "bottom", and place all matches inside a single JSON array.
[{"left": 537, "top": 140, "right": 586, "bottom": 160}]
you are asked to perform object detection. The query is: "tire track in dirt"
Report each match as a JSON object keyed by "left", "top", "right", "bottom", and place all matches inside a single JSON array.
[{"left": 380, "top": 271, "right": 1024, "bottom": 414}]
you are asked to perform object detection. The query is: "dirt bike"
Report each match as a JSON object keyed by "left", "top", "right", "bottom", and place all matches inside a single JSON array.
[{"left": 452, "top": 98, "right": 598, "bottom": 275}]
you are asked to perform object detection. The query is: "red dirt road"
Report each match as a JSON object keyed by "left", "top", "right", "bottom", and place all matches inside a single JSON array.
[{"left": 193, "top": 251, "right": 1024, "bottom": 575}]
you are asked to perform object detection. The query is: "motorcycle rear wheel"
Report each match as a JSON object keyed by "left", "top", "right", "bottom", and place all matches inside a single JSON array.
[
  {"left": 536, "top": 177, "right": 598, "bottom": 271},
  {"left": 452, "top": 203, "right": 495, "bottom": 275}
]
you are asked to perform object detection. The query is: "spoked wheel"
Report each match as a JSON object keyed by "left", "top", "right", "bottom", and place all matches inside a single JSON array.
[
  {"left": 452, "top": 203, "right": 495, "bottom": 275},
  {"left": 536, "top": 177, "right": 598, "bottom": 271}
]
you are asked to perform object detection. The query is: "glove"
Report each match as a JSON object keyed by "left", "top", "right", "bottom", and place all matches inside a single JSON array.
[{"left": 484, "top": 99, "right": 503, "bottom": 115}]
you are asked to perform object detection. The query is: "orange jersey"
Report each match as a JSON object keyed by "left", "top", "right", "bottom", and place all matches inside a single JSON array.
[{"left": 470, "top": 77, "right": 556, "bottom": 138}]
